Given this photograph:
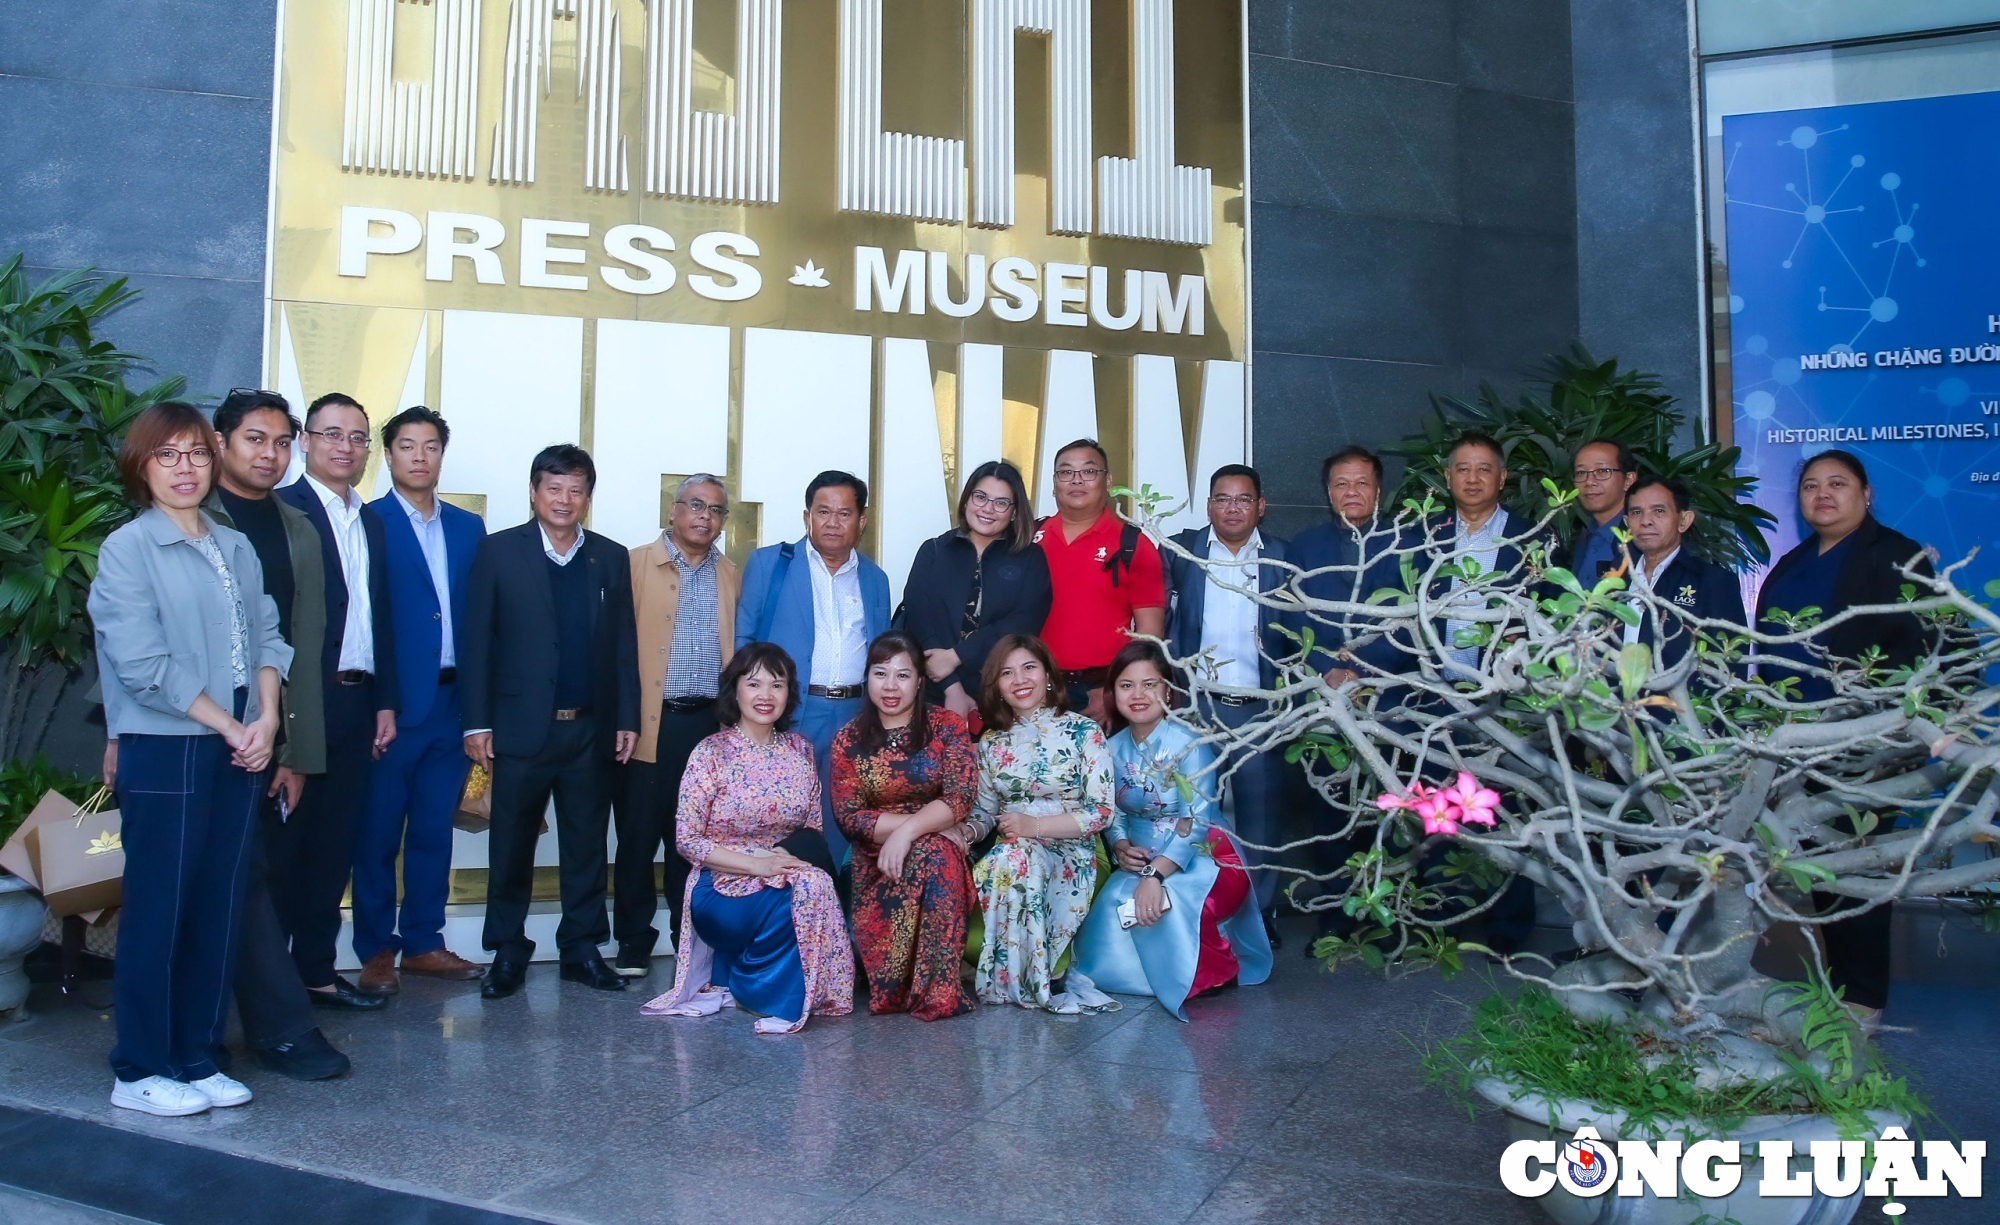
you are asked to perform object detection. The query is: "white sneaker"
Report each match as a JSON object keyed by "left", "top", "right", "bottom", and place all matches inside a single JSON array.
[
  {"left": 111, "top": 1076, "right": 211, "bottom": 1117},
  {"left": 188, "top": 1072, "right": 253, "bottom": 1108}
]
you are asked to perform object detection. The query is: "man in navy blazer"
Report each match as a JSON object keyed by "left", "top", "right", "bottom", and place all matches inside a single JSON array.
[
  {"left": 460, "top": 446, "right": 641, "bottom": 998},
  {"left": 275, "top": 392, "right": 400, "bottom": 1009},
  {"left": 735, "top": 470, "right": 891, "bottom": 868},
  {"left": 1623, "top": 474, "right": 1747, "bottom": 674},
  {"left": 353, "top": 407, "right": 487, "bottom": 996},
  {"left": 1165, "top": 464, "right": 1290, "bottom": 941}
]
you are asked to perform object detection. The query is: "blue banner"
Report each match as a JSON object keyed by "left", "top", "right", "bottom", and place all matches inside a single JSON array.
[{"left": 1724, "top": 89, "right": 2000, "bottom": 598}]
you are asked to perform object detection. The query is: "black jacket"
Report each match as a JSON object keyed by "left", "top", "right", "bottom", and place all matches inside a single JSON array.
[
  {"left": 1755, "top": 515, "right": 1935, "bottom": 671},
  {"left": 277, "top": 478, "right": 400, "bottom": 714},
  {"left": 1634, "top": 547, "right": 1747, "bottom": 672},
  {"left": 899, "top": 529, "right": 1053, "bottom": 696},
  {"left": 460, "top": 522, "right": 640, "bottom": 757}
]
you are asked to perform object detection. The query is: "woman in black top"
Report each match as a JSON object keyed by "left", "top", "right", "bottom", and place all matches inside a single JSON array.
[
  {"left": 899, "top": 461, "right": 1053, "bottom": 724},
  {"left": 1753, "top": 449, "right": 1937, "bottom": 1018},
  {"left": 1755, "top": 450, "right": 1936, "bottom": 694}
]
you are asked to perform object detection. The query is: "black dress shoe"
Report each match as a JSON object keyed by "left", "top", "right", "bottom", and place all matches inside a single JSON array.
[
  {"left": 613, "top": 944, "right": 652, "bottom": 978},
  {"left": 308, "top": 975, "right": 388, "bottom": 1011},
  {"left": 254, "top": 1028, "right": 351, "bottom": 1081},
  {"left": 481, "top": 958, "right": 528, "bottom": 1000},
  {"left": 559, "top": 955, "right": 627, "bottom": 991},
  {"left": 1263, "top": 913, "right": 1284, "bottom": 950}
]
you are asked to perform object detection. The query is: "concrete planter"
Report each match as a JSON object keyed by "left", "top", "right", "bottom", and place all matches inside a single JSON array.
[
  {"left": 0, "top": 874, "right": 48, "bottom": 1016},
  {"left": 1474, "top": 1075, "right": 1885, "bottom": 1225}
]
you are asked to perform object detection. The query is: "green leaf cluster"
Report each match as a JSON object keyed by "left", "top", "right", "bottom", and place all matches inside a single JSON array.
[
  {"left": 0, "top": 256, "right": 182, "bottom": 668},
  {"left": 0, "top": 752, "right": 94, "bottom": 845},
  {"left": 1383, "top": 345, "right": 1775, "bottom": 570}
]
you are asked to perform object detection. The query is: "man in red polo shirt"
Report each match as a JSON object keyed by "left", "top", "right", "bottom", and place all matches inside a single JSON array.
[{"left": 1035, "top": 438, "right": 1168, "bottom": 723}]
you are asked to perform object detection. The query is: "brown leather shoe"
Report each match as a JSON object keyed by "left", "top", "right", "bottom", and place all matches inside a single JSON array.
[
  {"left": 357, "top": 949, "right": 400, "bottom": 996},
  {"left": 400, "top": 948, "right": 483, "bottom": 981}
]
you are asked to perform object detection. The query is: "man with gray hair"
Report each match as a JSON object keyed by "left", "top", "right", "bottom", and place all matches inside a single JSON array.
[{"left": 615, "top": 474, "right": 740, "bottom": 976}]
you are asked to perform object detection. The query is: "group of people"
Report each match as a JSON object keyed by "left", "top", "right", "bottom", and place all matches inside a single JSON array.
[
  {"left": 85, "top": 401, "right": 1289, "bottom": 1115},
  {"left": 85, "top": 390, "right": 1929, "bottom": 1117}
]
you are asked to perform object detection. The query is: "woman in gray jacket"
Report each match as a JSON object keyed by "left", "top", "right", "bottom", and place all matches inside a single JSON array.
[{"left": 89, "top": 402, "right": 291, "bottom": 1117}]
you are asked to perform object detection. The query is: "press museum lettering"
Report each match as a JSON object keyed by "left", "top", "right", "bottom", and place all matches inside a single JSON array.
[{"left": 336, "top": 209, "right": 1210, "bottom": 335}]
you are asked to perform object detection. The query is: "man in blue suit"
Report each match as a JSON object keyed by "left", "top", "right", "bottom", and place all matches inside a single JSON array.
[
  {"left": 354, "top": 407, "right": 488, "bottom": 996},
  {"left": 735, "top": 470, "right": 891, "bottom": 868},
  {"left": 1165, "top": 464, "right": 1290, "bottom": 945},
  {"left": 277, "top": 393, "right": 400, "bottom": 1010}
]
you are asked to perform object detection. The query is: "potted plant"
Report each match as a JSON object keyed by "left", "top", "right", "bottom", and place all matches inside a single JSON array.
[{"left": 1145, "top": 476, "right": 1995, "bottom": 1223}]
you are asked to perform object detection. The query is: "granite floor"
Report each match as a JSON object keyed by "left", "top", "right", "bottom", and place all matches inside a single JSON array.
[{"left": 0, "top": 920, "right": 1990, "bottom": 1225}]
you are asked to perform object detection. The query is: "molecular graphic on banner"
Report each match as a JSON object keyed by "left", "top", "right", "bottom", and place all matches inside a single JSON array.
[{"left": 1724, "top": 122, "right": 1928, "bottom": 351}]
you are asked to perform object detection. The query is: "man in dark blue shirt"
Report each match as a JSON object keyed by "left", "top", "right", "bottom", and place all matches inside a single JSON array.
[{"left": 1569, "top": 438, "right": 1637, "bottom": 584}]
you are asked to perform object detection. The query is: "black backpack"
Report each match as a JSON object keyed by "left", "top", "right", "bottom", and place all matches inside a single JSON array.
[{"left": 1038, "top": 516, "right": 1143, "bottom": 588}]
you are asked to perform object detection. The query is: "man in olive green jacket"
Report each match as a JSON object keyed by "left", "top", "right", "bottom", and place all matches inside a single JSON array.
[{"left": 203, "top": 390, "right": 360, "bottom": 1075}]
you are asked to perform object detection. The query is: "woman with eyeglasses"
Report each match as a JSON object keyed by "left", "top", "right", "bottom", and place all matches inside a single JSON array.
[
  {"left": 89, "top": 402, "right": 292, "bottom": 1116},
  {"left": 1073, "top": 641, "right": 1272, "bottom": 1020},
  {"left": 897, "top": 461, "right": 1052, "bottom": 731}
]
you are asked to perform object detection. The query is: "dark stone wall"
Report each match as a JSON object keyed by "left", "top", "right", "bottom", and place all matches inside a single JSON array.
[
  {"left": 1247, "top": 0, "right": 1582, "bottom": 538},
  {"left": 0, "top": 0, "right": 277, "bottom": 399},
  {"left": 1570, "top": 0, "right": 1705, "bottom": 424}
]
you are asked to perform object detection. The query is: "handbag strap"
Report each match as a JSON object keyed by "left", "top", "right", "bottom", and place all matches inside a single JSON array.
[{"left": 72, "top": 785, "right": 113, "bottom": 825}]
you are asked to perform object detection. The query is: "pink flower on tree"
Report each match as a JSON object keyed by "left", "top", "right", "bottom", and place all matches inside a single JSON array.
[
  {"left": 1374, "top": 772, "right": 1502, "bottom": 837},
  {"left": 1441, "top": 772, "right": 1502, "bottom": 828}
]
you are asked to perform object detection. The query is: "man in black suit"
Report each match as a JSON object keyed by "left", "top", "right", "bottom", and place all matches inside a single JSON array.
[
  {"left": 1623, "top": 474, "right": 1747, "bottom": 674},
  {"left": 460, "top": 445, "right": 640, "bottom": 998},
  {"left": 1165, "top": 464, "right": 1290, "bottom": 945},
  {"left": 275, "top": 392, "right": 400, "bottom": 1011}
]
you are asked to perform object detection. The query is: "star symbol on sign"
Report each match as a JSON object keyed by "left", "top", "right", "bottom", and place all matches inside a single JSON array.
[{"left": 789, "top": 259, "right": 829, "bottom": 288}]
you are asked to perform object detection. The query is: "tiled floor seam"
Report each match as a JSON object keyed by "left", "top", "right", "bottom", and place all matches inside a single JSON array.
[
  {"left": 1171, "top": 1153, "right": 1247, "bottom": 1225},
  {"left": 0, "top": 1092, "right": 568, "bottom": 1223}
]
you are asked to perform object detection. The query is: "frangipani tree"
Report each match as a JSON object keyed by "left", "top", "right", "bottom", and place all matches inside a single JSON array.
[{"left": 1141, "top": 486, "right": 2000, "bottom": 1085}]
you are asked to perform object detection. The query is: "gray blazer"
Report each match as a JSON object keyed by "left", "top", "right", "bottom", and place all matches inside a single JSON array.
[{"left": 90, "top": 507, "right": 293, "bottom": 737}]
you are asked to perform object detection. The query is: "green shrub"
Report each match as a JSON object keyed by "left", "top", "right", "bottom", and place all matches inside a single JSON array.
[{"left": 1384, "top": 345, "right": 1775, "bottom": 570}]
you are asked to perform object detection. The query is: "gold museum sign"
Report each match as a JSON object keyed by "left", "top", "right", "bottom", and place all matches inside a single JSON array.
[{"left": 267, "top": 0, "right": 1250, "bottom": 586}]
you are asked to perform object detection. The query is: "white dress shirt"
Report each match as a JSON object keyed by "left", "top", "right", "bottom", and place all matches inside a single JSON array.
[
  {"left": 807, "top": 547, "right": 868, "bottom": 687},
  {"left": 1199, "top": 530, "right": 1263, "bottom": 688},
  {"left": 1625, "top": 545, "right": 1679, "bottom": 647},
  {"left": 1442, "top": 507, "right": 1508, "bottom": 674},
  {"left": 392, "top": 488, "right": 454, "bottom": 668},
  {"left": 306, "top": 472, "right": 373, "bottom": 673},
  {"left": 540, "top": 522, "right": 584, "bottom": 566}
]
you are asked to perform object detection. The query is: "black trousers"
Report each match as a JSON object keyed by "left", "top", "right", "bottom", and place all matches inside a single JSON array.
[
  {"left": 614, "top": 704, "right": 715, "bottom": 955},
  {"left": 233, "top": 822, "right": 317, "bottom": 1049},
  {"left": 266, "top": 677, "right": 374, "bottom": 990},
  {"left": 1815, "top": 892, "right": 1892, "bottom": 1010},
  {"left": 484, "top": 716, "right": 613, "bottom": 963}
]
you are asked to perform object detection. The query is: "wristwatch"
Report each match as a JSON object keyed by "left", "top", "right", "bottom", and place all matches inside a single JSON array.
[{"left": 1138, "top": 863, "right": 1160, "bottom": 880}]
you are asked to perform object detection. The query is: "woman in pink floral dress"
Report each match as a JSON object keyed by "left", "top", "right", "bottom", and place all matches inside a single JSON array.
[
  {"left": 641, "top": 643, "right": 853, "bottom": 1034},
  {"left": 967, "top": 635, "right": 1117, "bottom": 1012}
]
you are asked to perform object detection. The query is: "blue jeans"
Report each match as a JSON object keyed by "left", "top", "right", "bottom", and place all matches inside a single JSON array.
[
  {"left": 111, "top": 692, "right": 261, "bottom": 1082},
  {"left": 353, "top": 681, "right": 468, "bottom": 962}
]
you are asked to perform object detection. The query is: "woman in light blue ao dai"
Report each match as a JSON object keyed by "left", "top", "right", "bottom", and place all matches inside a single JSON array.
[{"left": 1074, "top": 642, "right": 1272, "bottom": 1019}]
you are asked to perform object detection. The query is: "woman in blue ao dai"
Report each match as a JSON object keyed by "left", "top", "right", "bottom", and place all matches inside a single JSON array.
[{"left": 1074, "top": 642, "right": 1272, "bottom": 1019}]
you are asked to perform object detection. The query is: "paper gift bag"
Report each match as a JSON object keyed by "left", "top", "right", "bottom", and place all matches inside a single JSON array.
[
  {"left": 0, "top": 789, "right": 89, "bottom": 887},
  {"left": 453, "top": 763, "right": 492, "bottom": 833},
  {"left": 25, "top": 788, "right": 123, "bottom": 917}
]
